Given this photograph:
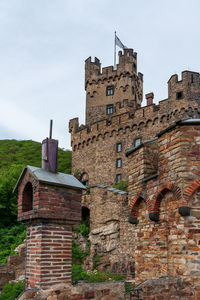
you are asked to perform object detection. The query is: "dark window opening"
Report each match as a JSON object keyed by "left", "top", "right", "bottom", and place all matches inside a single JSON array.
[
  {"left": 82, "top": 206, "right": 90, "bottom": 225},
  {"left": 176, "top": 91, "right": 183, "bottom": 100},
  {"left": 116, "top": 174, "right": 122, "bottom": 183},
  {"left": 116, "top": 142, "right": 122, "bottom": 152},
  {"left": 106, "top": 104, "right": 113, "bottom": 115},
  {"left": 116, "top": 158, "right": 122, "bottom": 168},
  {"left": 134, "top": 137, "right": 142, "bottom": 147},
  {"left": 107, "top": 120, "right": 112, "bottom": 126},
  {"left": 133, "top": 63, "right": 136, "bottom": 70},
  {"left": 106, "top": 85, "right": 114, "bottom": 96},
  {"left": 191, "top": 74, "right": 194, "bottom": 83},
  {"left": 22, "top": 182, "right": 33, "bottom": 212},
  {"left": 82, "top": 180, "right": 89, "bottom": 187}
]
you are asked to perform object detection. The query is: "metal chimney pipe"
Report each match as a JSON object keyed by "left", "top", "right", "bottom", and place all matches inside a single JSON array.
[{"left": 42, "top": 120, "right": 58, "bottom": 173}]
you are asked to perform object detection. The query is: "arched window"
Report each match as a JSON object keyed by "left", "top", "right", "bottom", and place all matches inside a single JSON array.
[
  {"left": 22, "top": 182, "right": 33, "bottom": 212},
  {"left": 81, "top": 172, "right": 89, "bottom": 187}
]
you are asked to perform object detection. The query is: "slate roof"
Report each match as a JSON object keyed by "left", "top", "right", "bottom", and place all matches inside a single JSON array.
[{"left": 14, "top": 165, "right": 86, "bottom": 193}]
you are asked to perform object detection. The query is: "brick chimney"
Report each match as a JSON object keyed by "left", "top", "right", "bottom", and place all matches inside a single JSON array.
[
  {"left": 15, "top": 121, "right": 86, "bottom": 290},
  {"left": 145, "top": 92, "right": 154, "bottom": 106}
]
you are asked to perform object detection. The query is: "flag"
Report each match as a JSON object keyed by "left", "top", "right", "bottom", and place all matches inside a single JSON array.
[{"left": 115, "top": 34, "right": 127, "bottom": 49}]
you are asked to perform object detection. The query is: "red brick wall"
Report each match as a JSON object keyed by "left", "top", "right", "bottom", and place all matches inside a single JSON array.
[
  {"left": 128, "top": 123, "right": 200, "bottom": 288},
  {"left": 26, "top": 224, "right": 72, "bottom": 289}
]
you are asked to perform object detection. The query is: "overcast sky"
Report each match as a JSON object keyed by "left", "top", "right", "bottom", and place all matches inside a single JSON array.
[{"left": 0, "top": 0, "right": 199, "bottom": 149}]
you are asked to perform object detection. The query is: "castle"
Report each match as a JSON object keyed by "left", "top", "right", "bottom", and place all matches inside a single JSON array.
[
  {"left": 14, "top": 47, "right": 200, "bottom": 299},
  {"left": 69, "top": 49, "right": 200, "bottom": 186},
  {"left": 69, "top": 48, "right": 200, "bottom": 296}
]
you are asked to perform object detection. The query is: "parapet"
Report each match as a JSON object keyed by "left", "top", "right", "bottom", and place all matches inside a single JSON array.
[
  {"left": 168, "top": 70, "right": 200, "bottom": 100},
  {"left": 85, "top": 48, "right": 139, "bottom": 88}
]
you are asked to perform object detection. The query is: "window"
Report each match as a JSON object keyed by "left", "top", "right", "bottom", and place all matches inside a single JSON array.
[
  {"left": 22, "top": 182, "right": 33, "bottom": 212},
  {"left": 116, "top": 142, "right": 122, "bottom": 153},
  {"left": 107, "top": 120, "right": 112, "bottom": 126},
  {"left": 106, "top": 85, "right": 114, "bottom": 96},
  {"left": 116, "top": 158, "right": 122, "bottom": 168},
  {"left": 134, "top": 138, "right": 142, "bottom": 147},
  {"left": 176, "top": 91, "right": 183, "bottom": 100},
  {"left": 82, "top": 180, "right": 89, "bottom": 187},
  {"left": 106, "top": 104, "right": 113, "bottom": 115},
  {"left": 116, "top": 174, "right": 122, "bottom": 183}
]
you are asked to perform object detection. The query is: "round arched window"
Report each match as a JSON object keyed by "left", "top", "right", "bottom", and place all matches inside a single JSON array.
[{"left": 22, "top": 182, "right": 33, "bottom": 212}]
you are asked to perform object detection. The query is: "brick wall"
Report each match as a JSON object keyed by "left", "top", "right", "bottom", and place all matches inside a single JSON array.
[
  {"left": 128, "top": 121, "right": 200, "bottom": 288},
  {"left": 17, "top": 168, "right": 83, "bottom": 289},
  {"left": 26, "top": 223, "right": 72, "bottom": 289}
]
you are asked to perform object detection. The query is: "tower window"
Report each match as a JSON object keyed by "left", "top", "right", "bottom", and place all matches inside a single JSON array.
[
  {"left": 134, "top": 137, "right": 141, "bottom": 147},
  {"left": 116, "top": 158, "right": 122, "bottom": 168},
  {"left": 116, "top": 142, "right": 122, "bottom": 152},
  {"left": 106, "top": 104, "right": 113, "bottom": 115},
  {"left": 176, "top": 91, "right": 183, "bottom": 100},
  {"left": 106, "top": 86, "right": 114, "bottom": 96},
  {"left": 116, "top": 174, "right": 122, "bottom": 183}
]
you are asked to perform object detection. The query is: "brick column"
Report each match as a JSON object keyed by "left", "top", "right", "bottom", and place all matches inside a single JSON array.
[{"left": 26, "top": 223, "right": 72, "bottom": 289}]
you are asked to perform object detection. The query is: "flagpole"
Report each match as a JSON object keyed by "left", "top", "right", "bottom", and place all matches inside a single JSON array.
[{"left": 114, "top": 31, "right": 116, "bottom": 70}]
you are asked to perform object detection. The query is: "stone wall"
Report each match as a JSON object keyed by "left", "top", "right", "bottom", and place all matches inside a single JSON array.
[
  {"left": 82, "top": 186, "right": 134, "bottom": 279},
  {"left": 0, "top": 243, "right": 25, "bottom": 290},
  {"left": 18, "top": 281, "right": 125, "bottom": 300},
  {"left": 125, "top": 277, "right": 200, "bottom": 300},
  {"left": 69, "top": 70, "right": 200, "bottom": 187}
]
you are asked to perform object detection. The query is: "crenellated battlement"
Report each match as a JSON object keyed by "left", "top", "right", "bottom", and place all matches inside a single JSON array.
[
  {"left": 69, "top": 95, "right": 199, "bottom": 151},
  {"left": 168, "top": 70, "right": 200, "bottom": 101},
  {"left": 85, "top": 48, "right": 139, "bottom": 88}
]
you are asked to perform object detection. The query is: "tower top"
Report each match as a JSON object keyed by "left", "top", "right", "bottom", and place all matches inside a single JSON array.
[{"left": 85, "top": 48, "right": 139, "bottom": 89}]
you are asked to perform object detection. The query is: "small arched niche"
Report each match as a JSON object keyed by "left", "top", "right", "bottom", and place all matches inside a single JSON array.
[{"left": 22, "top": 182, "right": 33, "bottom": 212}]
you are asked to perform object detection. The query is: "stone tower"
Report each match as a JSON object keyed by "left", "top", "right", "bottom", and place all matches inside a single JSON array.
[{"left": 85, "top": 49, "right": 143, "bottom": 125}]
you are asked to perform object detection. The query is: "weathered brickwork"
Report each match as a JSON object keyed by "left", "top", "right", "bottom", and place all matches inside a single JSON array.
[
  {"left": 127, "top": 122, "right": 200, "bottom": 290},
  {"left": 17, "top": 167, "right": 83, "bottom": 290}
]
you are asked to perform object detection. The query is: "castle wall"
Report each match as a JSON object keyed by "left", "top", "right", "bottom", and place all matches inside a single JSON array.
[
  {"left": 127, "top": 122, "right": 200, "bottom": 287},
  {"left": 70, "top": 93, "right": 199, "bottom": 186},
  {"left": 82, "top": 187, "right": 135, "bottom": 279}
]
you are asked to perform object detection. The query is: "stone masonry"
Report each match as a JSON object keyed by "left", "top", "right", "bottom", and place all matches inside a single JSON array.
[
  {"left": 69, "top": 50, "right": 200, "bottom": 187},
  {"left": 69, "top": 48, "right": 200, "bottom": 298}
]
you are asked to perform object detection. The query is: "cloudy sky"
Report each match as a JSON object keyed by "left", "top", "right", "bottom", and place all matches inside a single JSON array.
[{"left": 0, "top": 0, "right": 199, "bottom": 149}]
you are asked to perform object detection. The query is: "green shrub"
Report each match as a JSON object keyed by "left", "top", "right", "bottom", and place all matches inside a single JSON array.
[
  {"left": 0, "top": 224, "right": 26, "bottom": 264},
  {"left": 0, "top": 280, "right": 25, "bottom": 300},
  {"left": 72, "top": 268, "right": 125, "bottom": 284},
  {"left": 113, "top": 180, "right": 128, "bottom": 192},
  {"left": 72, "top": 265, "right": 89, "bottom": 283},
  {"left": 72, "top": 240, "right": 89, "bottom": 265},
  {"left": 92, "top": 254, "right": 101, "bottom": 270},
  {"left": 74, "top": 222, "right": 89, "bottom": 237},
  {"left": 125, "top": 282, "right": 135, "bottom": 292}
]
